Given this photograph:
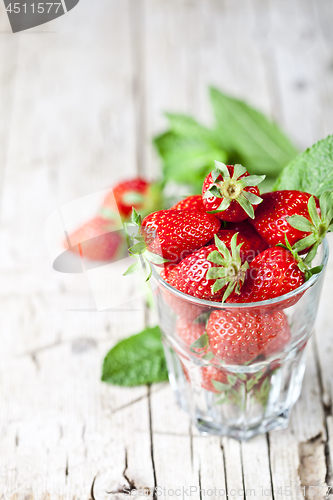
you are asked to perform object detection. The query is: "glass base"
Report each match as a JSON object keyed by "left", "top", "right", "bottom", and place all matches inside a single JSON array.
[
  {"left": 163, "top": 339, "right": 306, "bottom": 441},
  {"left": 195, "top": 409, "right": 290, "bottom": 441}
]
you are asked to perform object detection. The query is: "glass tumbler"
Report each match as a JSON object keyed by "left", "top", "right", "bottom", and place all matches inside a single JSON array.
[{"left": 151, "top": 240, "right": 329, "bottom": 441}]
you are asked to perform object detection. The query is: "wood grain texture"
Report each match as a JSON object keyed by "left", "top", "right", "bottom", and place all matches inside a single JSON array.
[{"left": 0, "top": 0, "right": 332, "bottom": 498}]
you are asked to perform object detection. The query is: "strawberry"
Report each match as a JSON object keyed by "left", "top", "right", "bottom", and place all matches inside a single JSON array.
[
  {"left": 281, "top": 190, "right": 333, "bottom": 263},
  {"left": 249, "top": 190, "right": 333, "bottom": 268},
  {"left": 227, "top": 247, "right": 305, "bottom": 304},
  {"left": 201, "top": 366, "right": 229, "bottom": 393},
  {"left": 206, "top": 309, "right": 290, "bottom": 364},
  {"left": 180, "top": 360, "right": 229, "bottom": 394},
  {"left": 123, "top": 209, "right": 220, "bottom": 281},
  {"left": 213, "top": 227, "right": 268, "bottom": 263},
  {"left": 176, "top": 316, "right": 206, "bottom": 352},
  {"left": 261, "top": 320, "right": 291, "bottom": 358},
  {"left": 227, "top": 220, "right": 268, "bottom": 255},
  {"left": 141, "top": 209, "right": 221, "bottom": 263},
  {"left": 65, "top": 217, "right": 126, "bottom": 261},
  {"left": 249, "top": 190, "right": 319, "bottom": 248},
  {"left": 161, "top": 234, "right": 249, "bottom": 302},
  {"left": 202, "top": 162, "right": 265, "bottom": 222},
  {"left": 171, "top": 195, "right": 206, "bottom": 212},
  {"left": 102, "top": 178, "right": 162, "bottom": 220},
  {"left": 158, "top": 269, "right": 206, "bottom": 321},
  {"left": 176, "top": 317, "right": 230, "bottom": 393}
]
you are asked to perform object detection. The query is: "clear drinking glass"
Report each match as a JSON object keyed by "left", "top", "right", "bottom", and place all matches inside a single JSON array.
[{"left": 151, "top": 239, "right": 329, "bottom": 441}]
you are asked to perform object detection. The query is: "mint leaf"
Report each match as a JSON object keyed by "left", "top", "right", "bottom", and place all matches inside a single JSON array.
[
  {"left": 154, "top": 131, "right": 227, "bottom": 190},
  {"left": 101, "top": 326, "right": 168, "bottom": 386},
  {"left": 165, "top": 113, "right": 218, "bottom": 146},
  {"left": 274, "top": 135, "right": 333, "bottom": 195},
  {"left": 210, "top": 87, "right": 298, "bottom": 176}
]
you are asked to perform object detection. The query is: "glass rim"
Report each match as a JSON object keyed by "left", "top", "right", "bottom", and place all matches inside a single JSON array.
[{"left": 151, "top": 238, "right": 329, "bottom": 309}]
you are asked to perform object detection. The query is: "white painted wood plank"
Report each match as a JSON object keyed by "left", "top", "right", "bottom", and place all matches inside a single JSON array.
[
  {"left": 265, "top": 0, "right": 333, "bottom": 147},
  {"left": 192, "top": 435, "right": 227, "bottom": 500},
  {"left": 149, "top": 385, "right": 200, "bottom": 497},
  {"left": 220, "top": 437, "right": 244, "bottom": 493},
  {"left": 241, "top": 436, "right": 273, "bottom": 499}
]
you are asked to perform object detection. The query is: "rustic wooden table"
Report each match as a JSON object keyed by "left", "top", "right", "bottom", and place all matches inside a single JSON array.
[{"left": 1, "top": 0, "right": 333, "bottom": 498}]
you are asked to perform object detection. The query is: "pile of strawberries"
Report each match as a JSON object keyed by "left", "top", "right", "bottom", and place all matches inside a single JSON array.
[{"left": 127, "top": 162, "right": 332, "bottom": 392}]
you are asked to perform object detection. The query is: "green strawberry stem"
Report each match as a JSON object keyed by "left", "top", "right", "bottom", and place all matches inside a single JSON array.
[
  {"left": 203, "top": 161, "right": 265, "bottom": 219},
  {"left": 278, "top": 235, "right": 323, "bottom": 281},
  {"left": 213, "top": 368, "right": 273, "bottom": 410},
  {"left": 123, "top": 208, "right": 169, "bottom": 281},
  {"left": 287, "top": 191, "right": 333, "bottom": 265},
  {"left": 206, "top": 233, "right": 249, "bottom": 303},
  {"left": 189, "top": 332, "right": 209, "bottom": 354}
]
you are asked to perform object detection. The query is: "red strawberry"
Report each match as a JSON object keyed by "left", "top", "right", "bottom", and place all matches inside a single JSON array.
[
  {"left": 65, "top": 217, "right": 125, "bottom": 261},
  {"left": 160, "top": 263, "right": 178, "bottom": 281},
  {"left": 171, "top": 195, "right": 206, "bottom": 212},
  {"left": 207, "top": 309, "right": 290, "bottom": 364},
  {"left": 141, "top": 209, "right": 221, "bottom": 263},
  {"left": 159, "top": 269, "right": 206, "bottom": 321},
  {"left": 227, "top": 220, "right": 269, "bottom": 254},
  {"left": 175, "top": 317, "right": 230, "bottom": 393},
  {"left": 250, "top": 190, "right": 333, "bottom": 266},
  {"left": 161, "top": 234, "right": 249, "bottom": 302},
  {"left": 262, "top": 321, "right": 291, "bottom": 358},
  {"left": 102, "top": 178, "right": 161, "bottom": 220},
  {"left": 201, "top": 366, "right": 229, "bottom": 393},
  {"left": 227, "top": 247, "right": 305, "bottom": 304},
  {"left": 249, "top": 190, "right": 318, "bottom": 247},
  {"left": 202, "top": 162, "right": 265, "bottom": 222},
  {"left": 176, "top": 317, "right": 206, "bottom": 351},
  {"left": 213, "top": 227, "right": 268, "bottom": 263},
  {"left": 164, "top": 245, "right": 223, "bottom": 301}
]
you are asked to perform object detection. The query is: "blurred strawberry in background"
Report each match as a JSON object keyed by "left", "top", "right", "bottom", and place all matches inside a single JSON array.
[
  {"left": 65, "top": 217, "right": 126, "bottom": 261},
  {"left": 65, "top": 177, "right": 163, "bottom": 261},
  {"left": 102, "top": 178, "right": 163, "bottom": 221}
]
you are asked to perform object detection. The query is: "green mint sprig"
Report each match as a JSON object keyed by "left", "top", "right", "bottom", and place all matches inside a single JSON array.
[
  {"left": 210, "top": 87, "right": 298, "bottom": 177},
  {"left": 274, "top": 134, "right": 333, "bottom": 195},
  {"left": 154, "top": 88, "right": 298, "bottom": 192},
  {"left": 101, "top": 326, "right": 168, "bottom": 386}
]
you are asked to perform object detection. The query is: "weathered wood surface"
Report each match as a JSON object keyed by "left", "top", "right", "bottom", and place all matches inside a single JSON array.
[{"left": 0, "top": 0, "right": 333, "bottom": 498}]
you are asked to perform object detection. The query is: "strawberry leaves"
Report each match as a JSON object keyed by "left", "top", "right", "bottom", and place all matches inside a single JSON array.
[
  {"left": 124, "top": 209, "right": 168, "bottom": 281},
  {"left": 286, "top": 191, "right": 333, "bottom": 264},
  {"left": 190, "top": 332, "right": 209, "bottom": 354},
  {"left": 278, "top": 234, "right": 323, "bottom": 280},
  {"left": 204, "top": 161, "right": 265, "bottom": 219},
  {"left": 206, "top": 233, "right": 249, "bottom": 303}
]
